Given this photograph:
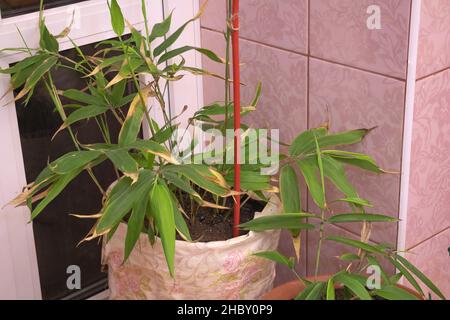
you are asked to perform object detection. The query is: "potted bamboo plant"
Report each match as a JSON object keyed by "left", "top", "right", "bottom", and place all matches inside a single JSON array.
[{"left": 4, "top": 0, "right": 441, "bottom": 301}]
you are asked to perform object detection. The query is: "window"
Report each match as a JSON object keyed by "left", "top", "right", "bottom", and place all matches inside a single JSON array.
[{"left": 0, "top": 0, "right": 86, "bottom": 18}]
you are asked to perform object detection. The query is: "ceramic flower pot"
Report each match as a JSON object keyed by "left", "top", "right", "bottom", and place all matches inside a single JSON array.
[
  {"left": 261, "top": 275, "right": 423, "bottom": 300},
  {"left": 102, "top": 195, "right": 282, "bottom": 300}
]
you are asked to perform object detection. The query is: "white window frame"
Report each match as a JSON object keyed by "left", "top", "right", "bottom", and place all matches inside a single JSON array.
[{"left": 0, "top": 0, "right": 203, "bottom": 300}]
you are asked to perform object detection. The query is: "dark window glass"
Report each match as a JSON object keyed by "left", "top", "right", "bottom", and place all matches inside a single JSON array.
[
  {"left": 14, "top": 38, "right": 134, "bottom": 300},
  {"left": 0, "top": 0, "right": 87, "bottom": 18}
]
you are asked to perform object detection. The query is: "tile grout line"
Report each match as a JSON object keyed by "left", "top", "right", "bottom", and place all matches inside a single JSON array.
[
  {"left": 416, "top": 65, "right": 450, "bottom": 82},
  {"left": 201, "top": 26, "right": 408, "bottom": 83}
]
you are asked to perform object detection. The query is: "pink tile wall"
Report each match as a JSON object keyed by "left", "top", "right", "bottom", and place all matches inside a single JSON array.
[
  {"left": 417, "top": 0, "right": 450, "bottom": 79},
  {"left": 405, "top": 69, "right": 450, "bottom": 298},
  {"left": 309, "top": 58, "right": 405, "bottom": 245},
  {"left": 201, "top": 0, "right": 308, "bottom": 54},
  {"left": 310, "top": 0, "right": 411, "bottom": 79},
  {"left": 405, "top": 229, "right": 450, "bottom": 299}
]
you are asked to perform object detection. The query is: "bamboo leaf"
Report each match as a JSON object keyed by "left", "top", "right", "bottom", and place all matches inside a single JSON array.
[
  {"left": 334, "top": 197, "right": 373, "bottom": 207},
  {"left": 395, "top": 254, "right": 445, "bottom": 299},
  {"left": 150, "top": 180, "right": 176, "bottom": 276},
  {"left": 105, "top": 149, "right": 139, "bottom": 176},
  {"left": 97, "top": 170, "right": 154, "bottom": 233},
  {"left": 153, "top": 0, "right": 208, "bottom": 57},
  {"left": 289, "top": 126, "right": 328, "bottom": 156},
  {"left": 15, "top": 56, "right": 58, "bottom": 101},
  {"left": 280, "top": 165, "right": 301, "bottom": 213},
  {"left": 297, "top": 158, "right": 325, "bottom": 208},
  {"left": 149, "top": 12, "right": 172, "bottom": 42},
  {"left": 326, "top": 278, "right": 335, "bottom": 300},
  {"left": 334, "top": 272, "right": 372, "bottom": 300},
  {"left": 158, "top": 46, "right": 224, "bottom": 64},
  {"left": 48, "top": 151, "right": 103, "bottom": 174},
  {"left": 326, "top": 236, "right": 386, "bottom": 255},
  {"left": 322, "top": 155, "right": 357, "bottom": 198},
  {"left": 239, "top": 214, "right": 316, "bottom": 232},
  {"left": 39, "top": 20, "right": 59, "bottom": 53},
  {"left": 31, "top": 169, "right": 83, "bottom": 219},
  {"left": 63, "top": 89, "right": 106, "bottom": 106},
  {"left": 254, "top": 251, "right": 295, "bottom": 269},
  {"left": 388, "top": 256, "right": 424, "bottom": 297},
  {"left": 109, "top": 0, "right": 125, "bottom": 36},
  {"left": 124, "top": 193, "right": 147, "bottom": 262},
  {"left": 374, "top": 285, "right": 420, "bottom": 300},
  {"left": 318, "top": 128, "right": 372, "bottom": 148},
  {"left": 323, "top": 150, "right": 385, "bottom": 173},
  {"left": 328, "top": 213, "right": 398, "bottom": 224}
]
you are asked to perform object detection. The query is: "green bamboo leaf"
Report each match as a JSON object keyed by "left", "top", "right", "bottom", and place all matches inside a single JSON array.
[
  {"left": 388, "top": 257, "right": 424, "bottom": 297},
  {"left": 119, "top": 103, "right": 145, "bottom": 146},
  {"left": 295, "top": 282, "right": 317, "bottom": 300},
  {"left": 109, "top": 0, "right": 125, "bottom": 36},
  {"left": 321, "top": 155, "right": 357, "bottom": 198},
  {"left": 333, "top": 197, "right": 373, "bottom": 207},
  {"left": 289, "top": 127, "right": 328, "bottom": 156},
  {"left": 305, "top": 282, "right": 326, "bottom": 300},
  {"left": 326, "top": 278, "right": 335, "bottom": 300},
  {"left": 124, "top": 194, "right": 147, "bottom": 262},
  {"left": 318, "top": 128, "right": 372, "bottom": 148},
  {"left": 48, "top": 151, "right": 103, "bottom": 174},
  {"left": 225, "top": 170, "right": 272, "bottom": 192},
  {"left": 389, "top": 273, "right": 403, "bottom": 285},
  {"left": 334, "top": 272, "right": 372, "bottom": 300},
  {"left": 61, "top": 105, "right": 109, "bottom": 128},
  {"left": 129, "top": 139, "right": 178, "bottom": 164},
  {"left": 323, "top": 150, "right": 385, "bottom": 173},
  {"left": 280, "top": 165, "right": 301, "bottom": 213},
  {"left": 374, "top": 285, "right": 419, "bottom": 300},
  {"left": 164, "top": 165, "right": 229, "bottom": 196},
  {"left": 0, "top": 54, "right": 48, "bottom": 75},
  {"left": 150, "top": 180, "right": 176, "bottom": 276},
  {"left": 158, "top": 46, "right": 223, "bottom": 64},
  {"left": 253, "top": 251, "right": 295, "bottom": 269},
  {"left": 97, "top": 170, "right": 154, "bottom": 233},
  {"left": 163, "top": 172, "right": 202, "bottom": 202},
  {"left": 250, "top": 81, "right": 262, "bottom": 107},
  {"left": 39, "top": 21, "right": 59, "bottom": 53},
  {"left": 149, "top": 12, "right": 172, "bottom": 42},
  {"left": 339, "top": 253, "right": 361, "bottom": 261},
  {"left": 111, "top": 79, "right": 127, "bottom": 106},
  {"left": 153, "top": 1, "right": 207, "bottom": 57},
  {"left": 326, "top": 236, "right": 386, "bottom": 255},
  {"left": 15, "top": 56, "right": 58, "bottom": 101},
  {"left": 31, "top": 168, "right": 83, "bottom": 219},
  {"left": 63, "top": 89, "right": 106, "bottom": 106},
  {"left": 328, "top": 213, "right": 398, "bottom": 224},
  {"left": 395, "top": 254, "right": 445, "bottom": 299},
  {"left": 239, "top": 214, "right": 316, "bottom": 232},
  {"left": 173, "top": 205, "right": 192, "bottom": 242},
  {"left": 297, "top": 158, "right": 325, "bottom": 208},
  {"left": 105, "top": 149, "right": 138, "bottom": 175}
]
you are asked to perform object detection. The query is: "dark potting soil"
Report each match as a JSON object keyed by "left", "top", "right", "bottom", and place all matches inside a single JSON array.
[{"left": 180, "top": 197, "right": 265, "bottom": 242}]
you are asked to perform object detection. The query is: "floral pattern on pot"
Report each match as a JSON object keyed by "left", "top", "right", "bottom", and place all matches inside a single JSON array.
[{"left": 103, "top": 195, "right": 282, "bottom": 300}]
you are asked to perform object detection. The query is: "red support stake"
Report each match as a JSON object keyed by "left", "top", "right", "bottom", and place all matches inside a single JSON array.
[{"left": 232, "top": 0, "right": 241, "bottom": 238}]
